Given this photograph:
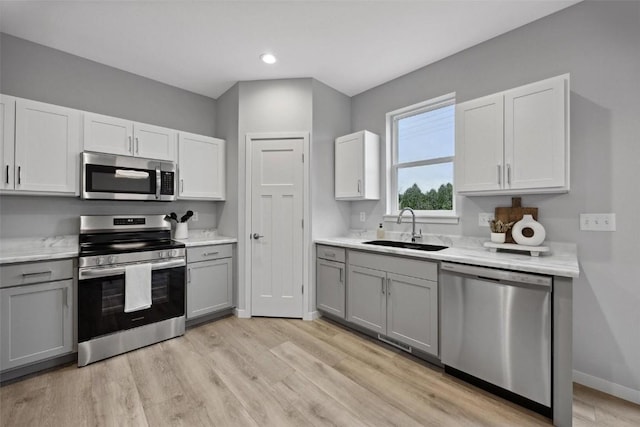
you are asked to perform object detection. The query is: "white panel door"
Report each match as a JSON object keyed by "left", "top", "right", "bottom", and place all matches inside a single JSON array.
[
  {"left": 14, "top": 99, "right": 80, "bottom": 194},
  {"left": 178, "top": 132, "right": 225, "bottom": 200},
  {"left": 455, "top": 93, "right": 504, "bottom": 192},
  {"left": 134, "top": 122, "right": 176, "bottom": 161},
  {"left": 83, "top": 112, "right": 133, "bottom": 156},
  {"left": 0, "top": 94, "right": 16, "bottom": 190},
  {"left": 504, "top": 77, "right": 567, "bottom": 190},
  {"left": 335, "top": 133, "right": 363, "bottom": 199},
  {"left": 251, "top": 138, "right": 303, "bottom": 318}
]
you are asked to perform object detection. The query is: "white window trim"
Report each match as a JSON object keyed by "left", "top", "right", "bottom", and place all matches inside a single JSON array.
[{"left": 385, "top": 92, "right": 458, "bottom": 222}]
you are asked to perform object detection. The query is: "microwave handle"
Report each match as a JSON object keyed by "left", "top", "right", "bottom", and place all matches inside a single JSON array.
[{"left": 155, "top": 166, "right": 161, "bottom": 200}]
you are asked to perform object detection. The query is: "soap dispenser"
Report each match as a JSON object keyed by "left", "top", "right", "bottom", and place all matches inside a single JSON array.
[{"left": 376, "top": 223, "right": 385, "bottom": 239}]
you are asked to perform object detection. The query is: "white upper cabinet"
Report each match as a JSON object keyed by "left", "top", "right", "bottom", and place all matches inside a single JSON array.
[
  {"left": 84, "top": 112, "right": 176, "bottom": 161},
  {"left": 178, "top": 132, "right": 225, "bottom": 200},
  {"left": 455, "top": 74, "right": 569, "bottom": 195},
  {"left": 9, "top": 98, "right": 81, "bottom": 194},
  {"left": 335, "top": 130, "right": 380, "bottom": 200},
  {"left": 1, "top": 94, "right": 16, "bottom": 190}
]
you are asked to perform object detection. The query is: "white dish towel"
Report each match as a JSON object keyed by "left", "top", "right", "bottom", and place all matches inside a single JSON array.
[{"left": 124, "top": 263, "right": 152, "bottom": 313}]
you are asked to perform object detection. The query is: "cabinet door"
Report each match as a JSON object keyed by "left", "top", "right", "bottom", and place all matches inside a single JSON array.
[
  {"left": 316, "top": 259, "right": 345, "bottom": 318},
  {"left": 83, "top": 112, "right": 133, "bottom": 156},
  {"left": 187, "top": 258, "right": 232, "bottom": 319},
  {"left": 134, "top": 122, "right": 176, "bottom": 161},
  {"left": 386, "top": 273, "right": 438, "bottom": 356},
  {"left": 455, "top": 93, "right": 504, "bottom": 192},
  {"left": 504, "top": 77, "right": 567, "bottom": 190},
  {"left": 178, "top": 132, "right": 225, "bottom": 200},
  {"left": 0, "top": 279, "right": 73, "bottom": 371},
  {"left": 14, "top": 99, "right": 80, "bottom": 194},
  {"left": 0, "top": 95, "right": 16, "bottom": 190},
  {"left": 335, "top": 132, "right": 363, "bottom": 199},
  {"left": 347, "top": 265, "right": 386, "bottom": 334}
]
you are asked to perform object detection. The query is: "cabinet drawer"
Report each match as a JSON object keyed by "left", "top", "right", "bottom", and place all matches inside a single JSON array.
[
  {"left": 316, "top": 245, "right": 346, "bottom": 263},
  {"left": 0, "top": 259, "right": 74, "bottom": 288},
  {"left": 187, "top": 244, "right": 232, "bottom": 262},
  {"left": 348, "top": 250, "right": 437, "bottom": 282}
]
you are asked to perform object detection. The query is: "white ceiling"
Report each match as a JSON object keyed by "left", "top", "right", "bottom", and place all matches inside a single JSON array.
[{"left": 0, "top": 1, "right": 580, "bottom": 99}]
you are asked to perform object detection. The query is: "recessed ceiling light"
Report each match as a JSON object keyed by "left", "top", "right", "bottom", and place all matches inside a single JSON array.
[{"left": 260, "top": 53, "right": 277, "bottom": 65}]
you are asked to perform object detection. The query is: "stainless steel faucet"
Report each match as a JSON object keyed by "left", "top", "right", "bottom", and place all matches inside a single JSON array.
[{"left": 397, "top": 207, "right": 422, "bottom": 242}]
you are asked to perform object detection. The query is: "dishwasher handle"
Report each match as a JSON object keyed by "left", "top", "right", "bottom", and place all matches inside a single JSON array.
[{"left": 440, "top": 262, "right": 552, "bottom": 289}]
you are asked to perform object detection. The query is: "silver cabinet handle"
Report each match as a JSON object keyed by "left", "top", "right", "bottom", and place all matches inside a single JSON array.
[
  {"left": 324, "top": 252, "right": 336, "bottom": 258},
  {"left": 63, "top": 287, "right": 69, "bottom": 308},
  {"left": 128, "top": 136, "right": 132, "bottom": 153},
  {"left": 22, "top": 270, "right": 52, "bottom": 277},
  {"left": 387, "top": 277, "right": 391, "bottom": 295},
  {"left": 17, "top": 166, "right": 21, "bottom": 185},
  {"left": 5, "top": 165, "right": 9, "bottom": 184},
  {"left": 180, "top": 179, "right": 184, "bottom": 194},
  {"left": 252, "top": 233, "right": 264, "bottom": 240},
  {"left": 135, "top": 137, "right": 140, "bottom": 154},
  {"left": 381, "top": 279, "right": 385, "bottom": 294},
  {"left": 339, "top": 267, "right": 343, "bottom": 283},
  {"left": 187, "top": 267, "right": 191, "bottom": 283},
  {"left": 497, "top": 165, "right": 502, "bottom": 185},
  {"left": 357, "top": 179, "right": 361, "bottom": 194},
  {"left": 202, "top": 252, "right": 219, "bottom": 257},
  {"left": 507, "top": 164, "right": 511, "bottom": 186}
]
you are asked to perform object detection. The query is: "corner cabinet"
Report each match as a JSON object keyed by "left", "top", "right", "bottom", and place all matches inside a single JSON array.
[
  {"left": 456, "top": 74, "right": 569, "bottom": 195},
  {"left": 335, "top": 130, "right": 380, "bottom": 200},
  {"left": 83, "top": 112, "right": 177, "bottom": 161},
  {"left": 1, "top": 97, "right": 81, "bottom": 195},
  {"left": 347, "top": 250, "right": 439, "bottom": 356},
  {"left": 178, "top": 132, "right": 225, "bottom": 200},
  {"left": 186, "top": 244, "right": 233, "bottom": 319},
  {"left": 316, "top": 245, "right": 346, "bottom": 319},
  {"left": 0, "top": 259, "right": 75, "bottom": 372}
]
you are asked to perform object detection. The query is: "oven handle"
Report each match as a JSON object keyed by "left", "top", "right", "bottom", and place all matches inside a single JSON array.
[{"left": 79, "top": 259, "right": 185, "bottom": 280}]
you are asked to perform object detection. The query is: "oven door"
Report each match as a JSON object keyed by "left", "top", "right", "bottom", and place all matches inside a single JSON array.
[
  {"left": 81, "top": 152, "right": 176, "bottom": 201},
  {"left": 78, "top": 259, "right": 185, "bottom": 343}
]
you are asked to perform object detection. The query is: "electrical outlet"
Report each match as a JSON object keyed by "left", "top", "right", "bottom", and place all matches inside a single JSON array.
[
  {"left": 359, "top": 212, "right": 366, "bottom": 222},
  {"left": 580, "top": 213, "right": 616, "bottom": 231},
  {"left": 478, "top": 212, "right": 495, "bottom": 227},
  {"left": 192, "top": 211, "right": 199, "bottom": 222}
]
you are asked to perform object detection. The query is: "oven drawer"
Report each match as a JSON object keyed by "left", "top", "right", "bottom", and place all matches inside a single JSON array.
[
  {"left": 0, "top": 259, "right": 74, "bottom": 288},
  {"left": 187, "top": 244, "right": 232, "bottom": 261}
]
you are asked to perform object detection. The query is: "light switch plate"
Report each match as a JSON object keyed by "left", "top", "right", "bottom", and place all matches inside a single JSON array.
[
  {"left": 359, "top": 212, "right": 366, "bottom": 222},
  {"left": 478, "top": 212, "right": 495, "bottom": 227},
  {"left": 192, "top": 211, "right": 199, "bottom": 222},
  {"left": 580, "top": 213, "right": 616, "bottom": 231}
]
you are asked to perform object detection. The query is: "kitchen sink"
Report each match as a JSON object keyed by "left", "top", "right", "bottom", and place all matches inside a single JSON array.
[{"left": 363, "top": 240, "right": 448, "bottom": 252}]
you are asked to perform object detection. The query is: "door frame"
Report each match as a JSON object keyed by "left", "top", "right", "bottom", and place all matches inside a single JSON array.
[{"left": 243, "top": 132, "right": 312, "bottom": 319}]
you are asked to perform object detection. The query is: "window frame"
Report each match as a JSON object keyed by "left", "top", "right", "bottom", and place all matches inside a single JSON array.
[{"left": 385, "top": 92, "right": 458, "bottom": 224}]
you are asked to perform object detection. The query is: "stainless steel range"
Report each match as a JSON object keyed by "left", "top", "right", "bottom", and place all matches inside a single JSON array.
[{"left": 77, "top": 215, "right": 185, "bottom": 367}]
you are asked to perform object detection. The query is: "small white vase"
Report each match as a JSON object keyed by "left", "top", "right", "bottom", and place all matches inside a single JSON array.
[
  {"left": 512, "top": 214, "right": 545, "bottom": 246},
  {"left": 490, "top": 232, "right": 506, "bottom": 244},
  {"left": 174, "top": 223, "right": 188, "bottom": 239}
]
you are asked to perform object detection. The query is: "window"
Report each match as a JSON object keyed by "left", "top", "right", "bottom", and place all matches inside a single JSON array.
[{"left": 386, "top": 93, "right": 456, "bottom": 220}]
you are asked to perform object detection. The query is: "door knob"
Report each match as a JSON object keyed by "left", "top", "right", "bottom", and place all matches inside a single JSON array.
[{"left": 252, "top": 233, "right": 264, "bottom": 240}]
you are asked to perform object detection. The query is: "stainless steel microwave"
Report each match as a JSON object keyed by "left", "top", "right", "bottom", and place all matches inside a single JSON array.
[{"left": 81, "top": 152, "right": 176, "bottom": 201}]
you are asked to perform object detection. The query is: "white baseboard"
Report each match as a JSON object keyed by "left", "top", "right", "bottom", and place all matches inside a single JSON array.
[
  {"left": 573, "top": 370, "right": 640, "bottom": 404},
  {"left": 303, "top": 310, "right": 320, "bottom": 321},
  {"left": 234, "top": 308, "right": 251, "bottom": 319}
]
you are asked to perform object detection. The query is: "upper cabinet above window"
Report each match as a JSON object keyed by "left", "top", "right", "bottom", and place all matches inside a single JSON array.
[
  {"left": 83, "top": 112, "right": 177, "bottom": 162},
  {"left": 455, "top": 74, "right": 569, "bottom": 195}
]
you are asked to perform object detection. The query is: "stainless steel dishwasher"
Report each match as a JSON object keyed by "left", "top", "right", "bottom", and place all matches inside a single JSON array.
[{"left": 440, "top": 262, "right": 552, "bottom": 416}]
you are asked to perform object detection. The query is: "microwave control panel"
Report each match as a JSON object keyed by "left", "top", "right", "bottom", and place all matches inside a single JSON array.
[{"left": 160, "top": 172, "right": 175, "bottom": 195}]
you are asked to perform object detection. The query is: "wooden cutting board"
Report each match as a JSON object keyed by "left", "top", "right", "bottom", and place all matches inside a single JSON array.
[{"left": 494, "top": 197, "right": 538, "bottom": 243}]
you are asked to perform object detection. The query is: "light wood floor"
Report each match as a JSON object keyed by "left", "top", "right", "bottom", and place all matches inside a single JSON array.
[{"left": 1, "top": 316, "right": 639, "bottom": 426}]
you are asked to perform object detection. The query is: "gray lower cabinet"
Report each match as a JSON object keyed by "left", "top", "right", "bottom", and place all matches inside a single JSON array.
[
  {"left": 316, "top": 245, "right": 346, "bottom": 318},
  {"left": 186, "top": 244, "right": 233, "bottom": 319},
  {"left": 347, "top": 250, "right": 439, "bottom": 356},
  {"left": 1, "top": 276, "right": 73, "bottom": 371}
]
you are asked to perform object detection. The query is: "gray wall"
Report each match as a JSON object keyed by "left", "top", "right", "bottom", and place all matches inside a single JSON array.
[
  {"left": 0, "top": 33, "right": 220, "bottom": 237},
  {"left": 0, "top": 34, "right": 216, "bottom": 136},
  {"left": 351, "top": 1, "right": 640, "bottom": 399}
]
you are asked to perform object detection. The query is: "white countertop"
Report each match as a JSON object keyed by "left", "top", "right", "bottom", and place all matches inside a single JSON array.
[
  {"left": 315, "top": 234, "right": 579, "bottom": 278},
  {"left": 0, "top": 236, "right": 79, "bottom": 264},
  {"left": 173, "top": 229, "right": 237, "bottom": 247}
]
